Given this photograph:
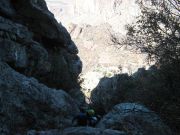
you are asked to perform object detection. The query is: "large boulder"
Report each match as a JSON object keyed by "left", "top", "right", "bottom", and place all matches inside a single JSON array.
[
  {"left": 0, "top": 61, "right": 79, "bottom": 135},
  {"left": 97, "top": 103, "right": 172, "bottom": 135}
]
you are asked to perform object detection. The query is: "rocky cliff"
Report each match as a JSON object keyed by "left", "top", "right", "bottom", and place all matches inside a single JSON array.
[
  {"left": 46, "top": 0, "right": 140, "bottom": 33},
  {"left": 0, "top": 0, "right": 82, "bottom": 134},
  {"left": 0, "top": 0, "right": 82, "bottom": 91}
]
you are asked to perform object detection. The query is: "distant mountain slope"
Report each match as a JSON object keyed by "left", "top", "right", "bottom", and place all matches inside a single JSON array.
[{"left": 46, "top": 0, "right": 140, "bottom": 33}]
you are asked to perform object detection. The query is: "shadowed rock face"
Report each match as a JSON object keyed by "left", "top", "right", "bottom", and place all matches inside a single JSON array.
[
  {"left": 0, "top": 0, "right": 82, "bottom": 134},
  {"left": 0, "top": 0, "right": 82, "bottom": 91}
]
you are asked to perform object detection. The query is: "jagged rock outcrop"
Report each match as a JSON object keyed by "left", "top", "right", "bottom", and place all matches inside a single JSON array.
[
  {"left": 97, "top": 103, "right": 172, "bottom": 135},
  {"left": 0, "top": 0, "right": 82, "bottom": 91},
  {"left": 26, "top": 127, "right": 127, "bottom": 135},
  {"left": 0, "top": 61, "right": 79, "bottom": 135}
]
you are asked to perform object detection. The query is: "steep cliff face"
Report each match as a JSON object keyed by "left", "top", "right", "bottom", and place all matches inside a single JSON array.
[
  {"left": 0, "top": 0, "right": 82, "bottom": 91},
  {"left": 0, "top": 0, "right": 82, "bottom": 134}
]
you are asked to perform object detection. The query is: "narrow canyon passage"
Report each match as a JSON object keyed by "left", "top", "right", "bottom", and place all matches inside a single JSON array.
[
  {"left": 46, "top": 0, "right": 150, "bottom": 101},
  {"left": 0, "top": 0, "right": 179, "bottom": 135}
]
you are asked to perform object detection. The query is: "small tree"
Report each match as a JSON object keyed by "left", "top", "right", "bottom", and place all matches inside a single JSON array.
[
  {"left": 112, "top": 0, "right": 180, "bottom": 66},
  {"left": 111, "top": 0, "right": 180, "bottom": 132}
]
